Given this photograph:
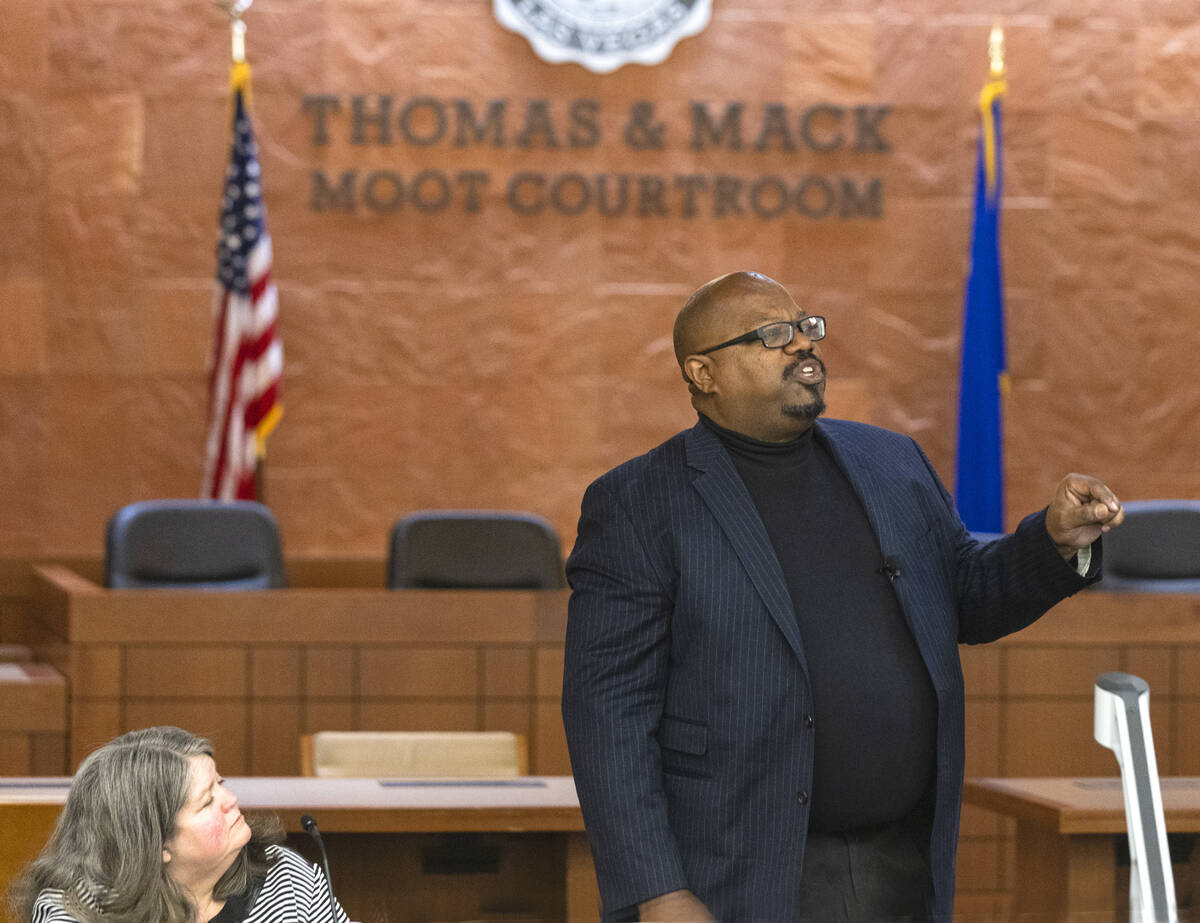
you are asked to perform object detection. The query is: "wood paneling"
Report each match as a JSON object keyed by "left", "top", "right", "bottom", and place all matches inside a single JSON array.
[
  {"left": 250, "top": 646, "right": 302, "bottom": 697},
  {"left": 0, "top": 661, "right": 66, "bottom": 774},
  {"left": 124, "top": 645, "right": 249, "bottom": 698},
  {"left": 0, "top": 735, "right": 31, "bottom": 775},
  {"left": 955, "top": 591, "right": 1200, "bottom": 912},
  {"left": 304, "top": 645, "right": 356, "bottom": 697},
  {"left": 1005, "top": 646, "right": 1121, "bottom": 696},
  {"left": 484, "top": 646, "right": 533, "bottom": 698},
  {"left": 21, "top": 565, "right": 1200, "bottom": 913},
  {"left": 121, "top": 700, "right": 250, "bottom": 771},
  {"left": 249, "top": 700, "right": 303, "bottom": 775},
  {"left": 357, "top": 701, "right": 478, "bottom": 733},
  {"left": 359, "top": 647, "right": 479, "bottom": 698},
  {"left": 25, "top": 571, "right": 574, "bottom": 788}
]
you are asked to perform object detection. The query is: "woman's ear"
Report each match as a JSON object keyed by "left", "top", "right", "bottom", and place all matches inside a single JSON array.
[{"left": 162, "top": 847, "right": 172, "bottom": 865}]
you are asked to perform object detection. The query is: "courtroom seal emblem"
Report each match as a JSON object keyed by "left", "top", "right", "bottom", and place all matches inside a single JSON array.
[{"left": 494, "top": 0, "right": 712, "bottom": 74}]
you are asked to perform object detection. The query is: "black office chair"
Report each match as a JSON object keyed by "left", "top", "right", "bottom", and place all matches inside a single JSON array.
[
  {"left": 386, "top": 510, "right": 566, "bottom": 589},
  {"left": 1098, "top": 499, "right": 1200, "bottom": 592},
  {"left": 105, "top": 499, "right": 286, "bottom": 589}
]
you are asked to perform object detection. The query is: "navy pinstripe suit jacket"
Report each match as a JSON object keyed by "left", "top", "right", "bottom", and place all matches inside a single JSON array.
[{"left": 562, "top": 418, "right": 1096, "bottom": 922}]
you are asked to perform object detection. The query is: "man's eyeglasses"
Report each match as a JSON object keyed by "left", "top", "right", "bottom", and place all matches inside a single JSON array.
[{"left": 696, "top": 316, "right": 826, "bottom": 355}]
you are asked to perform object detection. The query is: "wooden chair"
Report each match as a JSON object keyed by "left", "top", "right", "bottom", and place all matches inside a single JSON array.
[{"left": 299, "top": 730, "right": 528, "bottom": 778}]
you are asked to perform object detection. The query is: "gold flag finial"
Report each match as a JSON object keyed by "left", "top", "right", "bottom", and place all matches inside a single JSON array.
[{"left": 988, "top": 23, "right": 1005, "bottom": 79}]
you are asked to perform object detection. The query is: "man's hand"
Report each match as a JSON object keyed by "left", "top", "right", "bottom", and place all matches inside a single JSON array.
[
  {"left": 1045, "top": 473, "right": 1124, "bottom": 559},
  {"left": 638, "top": 889, "right": 715, "bottom": 922}
]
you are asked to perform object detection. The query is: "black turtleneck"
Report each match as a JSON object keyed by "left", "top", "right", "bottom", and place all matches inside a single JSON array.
[{"left": 700, "top": 414, "right": 937, "bottom": 833}]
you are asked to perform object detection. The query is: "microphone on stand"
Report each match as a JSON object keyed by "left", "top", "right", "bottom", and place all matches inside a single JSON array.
[{"left": 301, "top": 814, "right": 341, "bottom": 923}]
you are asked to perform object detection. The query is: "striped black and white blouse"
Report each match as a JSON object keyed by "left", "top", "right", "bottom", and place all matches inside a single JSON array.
[{"left": 30, "top": 846, "right": 349, "bottom": 923}]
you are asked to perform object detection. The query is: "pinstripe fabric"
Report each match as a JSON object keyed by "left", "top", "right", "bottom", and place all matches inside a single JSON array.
[
  {"left": 562, "top": 418, "right": 1096, "bottom": 923},
  {"left": 29, "top": 846, "right": 348, "bottom": 923}
]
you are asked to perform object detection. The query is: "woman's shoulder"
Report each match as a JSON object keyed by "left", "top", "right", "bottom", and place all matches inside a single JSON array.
[
  {"left": 248, "top": 845, "right": 340, "bottom": 921},
  {"left": 30, "top": 889, "right": 86, "bottom": 923},
  {"left": 261, "top": 844, "right": 317, "bottom": 875},
  {"left": 257, "top": 844, "right": 326, "bottom": 894}
]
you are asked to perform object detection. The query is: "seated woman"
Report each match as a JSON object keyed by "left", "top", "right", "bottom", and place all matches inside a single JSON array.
[{"left": 9, "top": 726, "right": 349, "bottom": 923}]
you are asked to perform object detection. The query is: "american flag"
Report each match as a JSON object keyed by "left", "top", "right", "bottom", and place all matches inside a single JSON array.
[{"left": 202, "top": 63, "right": 282, "bottom": 500}]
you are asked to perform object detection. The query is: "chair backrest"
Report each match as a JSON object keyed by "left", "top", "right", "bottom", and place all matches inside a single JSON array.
[
  {"left": 1100, "top": 499, "right": 1200, "bottom": 592},
  {"left": 300, "top": 731, "right": 528, "bottom": 778},
  {"left": 105, "top": 499, "right": 285, "bottom": 589},
  {"left": 386, "top": 510, "right": 565, "bottom": 589}
]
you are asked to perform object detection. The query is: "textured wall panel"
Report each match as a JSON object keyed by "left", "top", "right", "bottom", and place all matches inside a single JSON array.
[{"left": 0, "top": 0, "right": 1197, "bottom": 567}]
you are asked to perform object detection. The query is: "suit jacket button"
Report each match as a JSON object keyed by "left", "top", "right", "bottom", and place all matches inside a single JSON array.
[
  {"left": 804, "top": 714, "right": 814, "bottom": 728},
  {"left": 797, "top": 791, "right": 809, "bottom": 805}
]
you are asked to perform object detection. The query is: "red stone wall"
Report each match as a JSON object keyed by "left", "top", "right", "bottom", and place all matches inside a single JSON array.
[{"left": 2, "top": 0, "right": 1198, "bottom": 559}]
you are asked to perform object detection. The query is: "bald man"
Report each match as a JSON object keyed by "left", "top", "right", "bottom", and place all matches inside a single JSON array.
[{"left": 562, "top": 272, "right": 1122, "bottom": 922}]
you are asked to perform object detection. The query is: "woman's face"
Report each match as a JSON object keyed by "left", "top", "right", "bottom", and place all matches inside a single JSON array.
[{"left": 162, "top": 755, "right": 251, "bottom": 890}]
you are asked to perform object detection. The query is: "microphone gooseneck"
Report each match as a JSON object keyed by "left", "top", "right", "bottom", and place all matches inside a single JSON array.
[{"left": 300, "top": 814, "right": 340, "bottom": 923}]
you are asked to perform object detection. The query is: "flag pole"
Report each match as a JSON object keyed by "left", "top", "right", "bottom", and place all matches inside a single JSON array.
[
  {"left": 954, "top": 23, "right": 1008, "bottom": 533},
  {"left": 213, "top": 0, "right": 254, "bottom": 59},
  {"left": 232, "top": 16, "right": 246, "bottom": 64},
  {"left": 982, "top": 24, "right": 1006, "bottom": 198},
  {"left": 219, "top": 0, "right": 273, "bottom": 503},
  {"left": 982, "top": 23, "right": 1006, "bottom": 403},
  {"left": 203, "top": 0, "right": 282, "bottom": 502},
  {"left": 219, "top": 0, "right": 263, "bottom": 502},
  {"left": 216, "top": 0, "right": 253, "bottom": 97},
  {"left": 989, "top": 21, "right": 1005, "bottom": 79}
]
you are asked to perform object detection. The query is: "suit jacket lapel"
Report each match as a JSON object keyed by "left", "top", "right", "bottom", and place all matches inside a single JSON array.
[
  {"left": 685, "top": 422, "right": 809, "bottom": 671},
  {"left": 815, "top": 420, "right": 950, "bottom": 682},
  {"left": 813, "top": 420, "right": 899, "bottom": 559}
]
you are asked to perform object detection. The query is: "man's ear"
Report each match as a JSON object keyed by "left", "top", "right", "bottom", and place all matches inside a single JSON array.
[{"left": 683, "top": 356, "right": 716, "bottom": 394}]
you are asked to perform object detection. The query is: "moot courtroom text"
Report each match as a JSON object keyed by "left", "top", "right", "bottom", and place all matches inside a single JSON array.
[{"left": 562, "top": 271, "right": 1124, "bottom": 922}]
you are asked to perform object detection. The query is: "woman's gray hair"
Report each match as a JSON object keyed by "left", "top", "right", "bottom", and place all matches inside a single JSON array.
[{"left": 8, "top": 726, "right": 282, "bottom": 923}]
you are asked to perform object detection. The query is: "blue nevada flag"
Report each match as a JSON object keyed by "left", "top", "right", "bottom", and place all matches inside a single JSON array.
[{"left": 955, "top": 76, "right": 1007, "bottom": 533}]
